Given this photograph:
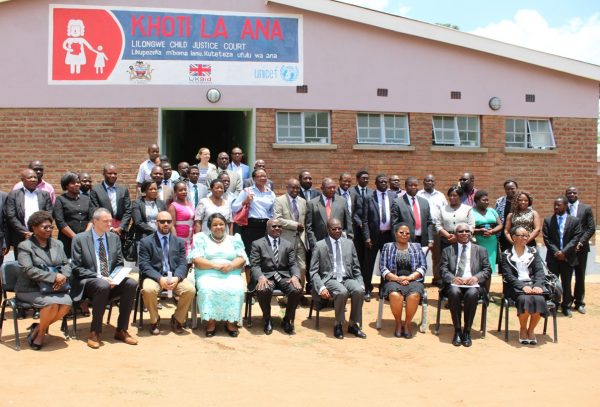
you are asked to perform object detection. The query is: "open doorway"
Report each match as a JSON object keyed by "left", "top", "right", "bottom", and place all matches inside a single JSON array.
[{"left": 161, "top": 109, "right": 254, "bottom": 168}]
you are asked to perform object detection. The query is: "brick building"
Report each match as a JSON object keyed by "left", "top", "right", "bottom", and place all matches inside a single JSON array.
[{"left": 0, "top": 0, "right": 598, "bottom": 218}]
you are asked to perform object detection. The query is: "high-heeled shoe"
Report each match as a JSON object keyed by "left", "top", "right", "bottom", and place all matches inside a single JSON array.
[
  {"left": 27, "top": 323, "right": 42, "bottom": 350},
  {"left": 518, "top": 337, "right": 530, "bottom": 345},
  {"left": 205, "top": 328, "right": 216, "bottom": 337},
  {"left": 225, "top": 324, "right": 239, "bottom": 338}
]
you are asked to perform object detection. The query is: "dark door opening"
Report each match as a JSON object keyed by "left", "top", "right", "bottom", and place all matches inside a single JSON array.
[{"left": 161, "top": 109, "right": 253, "bottom": 168}]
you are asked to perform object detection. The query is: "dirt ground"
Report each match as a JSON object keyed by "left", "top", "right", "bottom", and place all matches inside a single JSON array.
[{"left": 2, "top": 275, "right": 599, "bottom": 406}]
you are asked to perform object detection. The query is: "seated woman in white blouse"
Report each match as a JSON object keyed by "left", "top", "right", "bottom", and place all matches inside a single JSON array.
[{"left": 501, "top": 226, "right": 548, "bottom": 345}]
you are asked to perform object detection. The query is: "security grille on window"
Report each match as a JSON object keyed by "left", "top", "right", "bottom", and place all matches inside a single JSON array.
[
  {"left": 356, "top": 113, "right": 410, "bottom": 145},
  {"left": 276, "top": 111, "right": 330, "bottom": 144},
  {"left": 505, "top": 118, "right": 555, "bottom": 149},
  {"left": 432, "top": 115, "right": 479, "bottom": 147}
]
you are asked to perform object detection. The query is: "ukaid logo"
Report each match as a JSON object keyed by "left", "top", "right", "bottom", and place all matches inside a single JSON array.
[{"left": 189, "top": 64, "right": 212, "bottom": 82}]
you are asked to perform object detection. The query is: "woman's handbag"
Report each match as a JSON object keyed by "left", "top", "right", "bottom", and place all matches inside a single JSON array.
[
  {"left": 233, "top": 204, "right": 249, "bottom": 226},
  {"left": 37, "top": 266, "right": 71, "bottom": 295}
]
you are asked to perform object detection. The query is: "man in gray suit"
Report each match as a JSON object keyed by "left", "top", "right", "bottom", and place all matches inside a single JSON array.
[
  {"left": 391, "top": 176, "right": 434, "bottom": 249},
  {"left": 206, "top": 152, "right": 243, "bottom": 196},
  {"left": 5, "top": 169, "right": 53, "bottom": 256},
  {"left": 250, "top": 219, "right": 303, "bottom": 335},
  {"left": 305, "top": 178, "right": 353, "bottom": 250},
  {"left": 310, "top": 218, "right": 366, "bottom": 339},
  {"left": 440, "top": 223, "right": 491, "bottom": 347},
  {"left": 71, "top": 208, "right": 138, "bottom": 349},
  {"left": 89, "top": 164, "right": 132, "bottom": 240}
]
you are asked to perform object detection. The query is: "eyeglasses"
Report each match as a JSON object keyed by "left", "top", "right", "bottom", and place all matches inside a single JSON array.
[
  {"left": 157, "top": 220, "right": 173, "bottom": 224},
  {"left": 41, "top": 225, "right": 54, "bottom": 231},
  {"left": 397, "top": 231, "right": 411, "bottom": 236},
  {"left": 514, "top": 234, "right": 529, "bottom": 238},
  {"left": 456, "top": 230, "right": 471, "bottom": 234}
]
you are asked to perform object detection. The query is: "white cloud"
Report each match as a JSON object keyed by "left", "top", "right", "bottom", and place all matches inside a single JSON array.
[{"left": 471, "top": 9, "right": 600, "bottom": 65}]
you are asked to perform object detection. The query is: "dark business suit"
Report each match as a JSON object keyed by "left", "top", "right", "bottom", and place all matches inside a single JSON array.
[
  {"left": 542, "top": 214, "right": 582, "bottom": 310},
  {"left": 310, "top": 237, "right": 365, "bottom": 325},
  {"left": 0, "top": 191, "right": 7, "bottom": 267},
  {"left": 138, "top": 232, "right": 195, "bottom": 325},
  {"left": 89, "top": 183, "right": 132, "bottom": 232},
  {"left": 299, "top": 187, "right": 321, "bottom": 202},
  {"left": 391, "top": 194, "right": 434, "bottom": 247},
  {"left": 71, "top": 230, "right": 137, "bottom": 333},
  {"left": 571, "top": 201, "right": 595, "bottom": 308},
  {"left": 306, "top": 196, "right": 353, "bottom": 250},
  {"left": 131, "top": 198, "right": 168, "bottom": 241},
  {"left": 351, "top": 186, "right": 373, "bottom": 277},
  {"left": 4, "top": 188, "right": 53, "bottom": 255},
  {"left": 440, "top": 243, "right": 491, "bottom": 333},
  {"left": 250, "top": 236, "right": 302, "bottom": 321},
  {"left": 359, "top": 189, "right": 397, "bottom": 293}
]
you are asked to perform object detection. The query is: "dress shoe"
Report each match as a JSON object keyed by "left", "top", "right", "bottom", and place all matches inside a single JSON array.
[
  {"left": 87, "top": 331, "right": 101, "bottom": 349},
  {"left": 114, "top": 329, "right": 138, "bottom": 345},
  {"left": 27, "top": 323, "right": 40, "bottom": 349},
  {"left": 264, "top": 318, "right": 273, "bottom": 335},
  {"left": 149, "top": 316, "right": 161, "bottom": 335},
  {"left": 562, "top": 308, "right": 573, "bottom": 317},
  {"left": 394, "top": 329, "right": 403, "bottom": 338},
  {"left": 528, "top": 336, "right": 538, "bottom": 345},
  {"left": 348, "top": 323, "right": 367, "bottom": 339},
  {"left": 170, "top": 315, "right": 184, "bottom": 334},
  {"left": 576, "top": 305, "right": 586, "bottom": 315},
  {"left": 519, "top": 337, "right": 530, "bottom": 345},
  {"left": 452, "top": 332, "right": 462, "bottom": 346},
  {"left": 281, "top": 318, "right": 295, "bottom": 335},
  {"left": 225, "top": 324, "right": 239, "bottom": 337},
  {"left": 364, "top": 292, "right": 371, "bottom": 302},
  {"left": 402, "top": 330, "right": 413, "bottom": 339},
  {"left": 205, "top": 328, "right": 216, "bottom": 337},
  {"left": 462, "top": 331, "right": 472, "bottom": 347},
  {"left": 333, "top": 324, "right": 344, "bottom": 339}
]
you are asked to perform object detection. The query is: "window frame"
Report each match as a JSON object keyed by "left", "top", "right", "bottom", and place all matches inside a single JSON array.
[
  {"left": 431, "top": 115, "right": 480, "bottom": 147},
  {"left": 275, "top": 111, "right": 331, "bottom": 144},
  {"left": 505, "top": 118, "right": 556, "bottom": 149},
  {"left": 356, "top": 112, "right": 411, "bottom": 145}
]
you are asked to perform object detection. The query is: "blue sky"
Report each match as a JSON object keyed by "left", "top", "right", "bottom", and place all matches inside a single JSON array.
[{"left": 341, "top": 0, "right": 600, "bottom": 64}]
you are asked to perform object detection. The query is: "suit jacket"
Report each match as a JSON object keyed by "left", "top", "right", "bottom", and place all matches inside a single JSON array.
[
  {"left": 309, "top": 237, "right": 364, "bottom": 293},
  {"left": 500, "top": 247, "right": 545, "bottom": 291},
  {"left": 206, "top": 168, "right": 243, "bottom": 195},
  {"left": 249, "top": 236, "right": 299, "bottom": 291},
  {"left": 15, "top": 237, "right": 72, "bottom": 293},
  {"left": 0, "top": 190, "right": 7, "bottom": 250},
  {"left": 572, "top": 202, "right": 595, "bottom": 252},
  {"left": 336, "top": 187, "right": 359, "bottom": 218},
  {"left": 390, "top": 194, "right": 434, "bottom": 247},
  {"left": 440, "top": 243, "right": 491, "bottom": 288},
  {"left": 360, "top": 189, "right": 397, "bottom": 245},
  {"left": 131, "top": 198, "right": 168, "bottom": 241},
  {"left": 4, "top": 188, "right": 53, "bottom": 248},
  {"left": 89, "top": 183, "right": 132, "bottom": 232},
  {"left": 351, "top": 186, "right": 373, "bottom": 238},
  {"left": 305, "top": 195, "right": 353, "bottom": 249},
  {"left": 274, "top": 194, "right": 308, "bottom": 250},
  {"left": 299, "top": 187, "right": 321, "bottom": 202},
  {"left": 542, "top": 214, "right": 582, "bottom": 267},
  {"left": 157, "top": 185, "right": 173, "bottom": 205},
  {"left": 70, "top": 229, "right": 124, "bottom": 301},
  {"left": 138, "top": 232, "right": 188, "bottom": 283}
]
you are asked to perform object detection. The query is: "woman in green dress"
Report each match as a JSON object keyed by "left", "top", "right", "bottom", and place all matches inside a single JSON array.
[{"left": 472, "top": 190, "right": 503, "bottom": 274}]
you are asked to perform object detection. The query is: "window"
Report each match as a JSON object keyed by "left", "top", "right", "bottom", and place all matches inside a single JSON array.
[
  {"left": 276, "top": 111, "right": 330, "bottom": 144},
  {"left": 356, "top": 113, "right": 410, "bottom": 145},
  {"left": 432, "top": 115, "right": 479, "bottom": 147},
  {"left": 505, "top": 118, "right": 555, "bottom": 149}
]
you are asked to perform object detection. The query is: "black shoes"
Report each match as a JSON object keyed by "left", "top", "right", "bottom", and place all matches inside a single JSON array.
[
  {"left": 452, "top": 331, "right": 462, "bottom": 346},
  {"left": 576, "top": 305, "right": 586, "bottom": 315},
  {"left": 334, "top": 324, "right": 344, "bottom": 339},
  {"left": 348, "top": 323, "right": 367, "bottom": 339},
  {"left": 364, "top": 292, "right": 371, "bottom": 302},
  {"left": 225, "top": 324, "right": 239, "bottom": 337},
  {"left": 264, "top": 318, "right": 273, "bottom": 335},
  {"left": 461, "top": 331, "right": 472, "bottom": 347},
  {"left": 281, "top": 318, "right": 295, "bottom": 335},
  {"left": 562, "top": 307, "right": 573, "bottom": 317}
]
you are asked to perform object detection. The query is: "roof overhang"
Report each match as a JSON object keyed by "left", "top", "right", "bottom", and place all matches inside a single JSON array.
[{"left": 268, "top": 0, "right": 600, "bottom": 82}]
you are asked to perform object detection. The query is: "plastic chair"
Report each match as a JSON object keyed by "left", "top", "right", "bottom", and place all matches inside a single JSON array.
[{"left": 434, "top": 287, "right": 488, "bottom": 337}]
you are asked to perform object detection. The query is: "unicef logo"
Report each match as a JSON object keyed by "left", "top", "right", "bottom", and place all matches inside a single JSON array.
[{"left": 280, "top": 65, "right": 299, "bottom": 82}]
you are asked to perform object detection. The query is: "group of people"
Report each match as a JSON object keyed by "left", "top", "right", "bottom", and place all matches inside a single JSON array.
[{"left": 1, "top": 145, "right": 595, "bottom": 350}]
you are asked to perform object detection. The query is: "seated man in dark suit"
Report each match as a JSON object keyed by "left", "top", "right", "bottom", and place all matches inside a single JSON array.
[
  {"left": 138, "top": 211, "right": 196, "bottom": 335},
  {"left": 310, "top": 218, "right": 366, "bottom": 339},
  {"left": 250, "top": 219, "right": 302, "bottom": 335},
  {"left": 440, "top": 222, "right": 491, "bottom": 347},
  {"left": 71, "top": 208, "right": 138, "bottom": 349}
]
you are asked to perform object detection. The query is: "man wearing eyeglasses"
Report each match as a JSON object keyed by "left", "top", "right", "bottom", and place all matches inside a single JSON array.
[
  {"left": 440, "top": 223, "right": 491, "bottom": 347},
  {"left": 138, "top": 211, "right": 196, "bottom": 335},
  {"left": 249, "top": 218, "right": 303, "bottom": 335}
]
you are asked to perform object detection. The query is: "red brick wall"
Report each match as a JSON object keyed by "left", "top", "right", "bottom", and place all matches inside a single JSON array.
[
  {"left": 257, "top": 108, "right": 598, "bottom": 220},
  {"left": 0, "top": 108, "right": 158, "bottom": 195}
]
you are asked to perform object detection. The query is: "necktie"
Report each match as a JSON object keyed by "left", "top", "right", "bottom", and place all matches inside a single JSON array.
[
  {"left": 557, "top": 215, "right": 564, "bottom": 249},
  {"left": 193, "top": 184, "right": 199, "bottom": 208},
  {"left": 291, "top": 198, "right": 299, "bottom": 222},
  {"left": 457, "top": 244, "right": 468, "bottom": 277},
  {"left": 335, "top": 240, "right": 343, "bottom": 282},
  {"left": 361, "top": 188, "right": 365, "bottom": 197},
  {"left": 343, "top": 191, "right": 351, "bottom": 213},
  {"left": 272, "top": 238, "right": 281, "bottom": 282},
  {"left": 305, "top": 189, "right": 311, "bottom": 201},
  {"left": 162, "top": 236, "right": 170, "bottom": 274},
  {"left": 163, "top": 180, "right": 168, "bottom": 186},
  {"left": 381, "top": 192, "right": 387, "bottom": 223},
  {"left": 326, "top": 198, "right": 331, "bottom": 219},
  {"left": 570, "top": 204, "right": 576, "bottom": 216},
  {"left": 98, "top": 237, "right": 109, "bottom": 277},
  {"left": 412, "top": 197, "right": 421, "bottom": 231}
]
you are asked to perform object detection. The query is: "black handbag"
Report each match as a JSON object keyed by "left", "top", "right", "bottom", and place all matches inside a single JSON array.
[
  {"left": 37, "top": 265, "right": 71, "bottom": 295},
  {"left": 122, "top": 229, "right": 137, "bottom": 262}
]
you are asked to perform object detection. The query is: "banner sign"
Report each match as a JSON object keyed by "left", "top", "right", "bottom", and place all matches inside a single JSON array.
[{"left": 49, "top": 5, "right": 303, "bottom": 85}]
